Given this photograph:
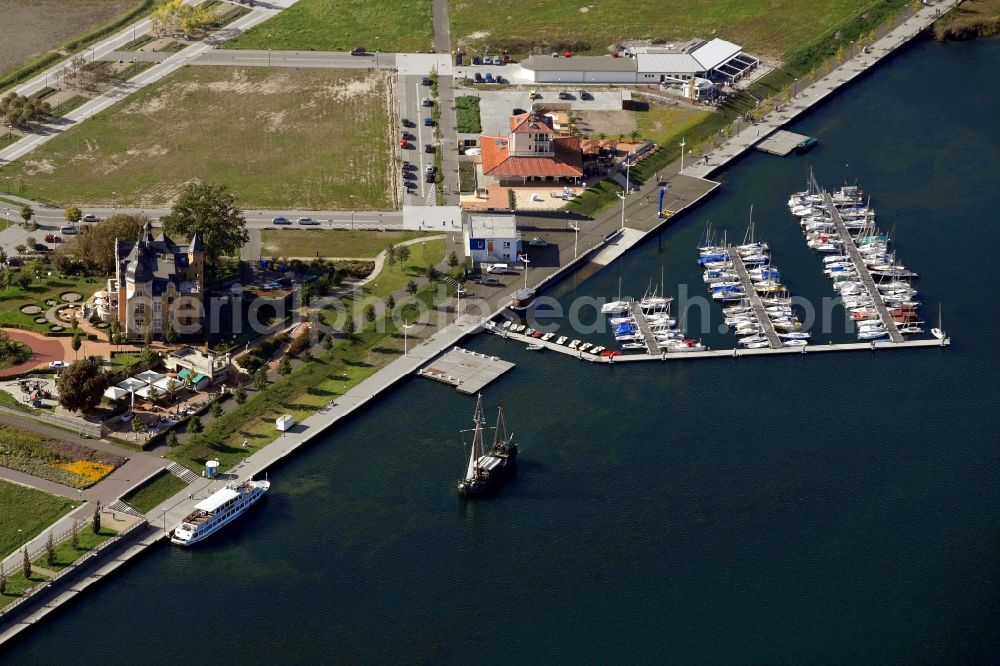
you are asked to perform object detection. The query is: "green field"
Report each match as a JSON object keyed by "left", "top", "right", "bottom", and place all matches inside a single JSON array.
[
  {"left": 261, "top": 230, "right": 430, "bottom": 259},
  {"left": 168, "top": 240, "right": 446, "bottom": 472},
  {"left": 224, "top": 0, "right": 433, "bottom": 53},
  {"left": 455, "top": 96, "right": 482, "bottom": 133},
  {"left": 3, "top": 66, "right": 398, "bottom": 210},
  {"left": 121, "top": 471, "right": 186, "bottom": 513},
  {"left": 451, "top": 0, "right": 906, "bottom": 58},
  {"left": 0, "top": 480, "right": 77, "bottom": 559}
]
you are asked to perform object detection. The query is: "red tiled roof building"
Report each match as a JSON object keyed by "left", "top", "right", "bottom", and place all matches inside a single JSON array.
[{"left": 480, "top": 113, "right": 583, "bottom": 183}]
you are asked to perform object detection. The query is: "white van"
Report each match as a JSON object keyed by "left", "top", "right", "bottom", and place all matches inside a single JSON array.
[
  {"left": 488, "top": 263, "right": 508, "bottom": 274},
  {"left": 60, "top": 225, "right": 80, "bottom": 234}
]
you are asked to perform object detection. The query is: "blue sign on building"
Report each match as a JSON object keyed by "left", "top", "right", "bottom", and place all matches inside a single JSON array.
[{"left": 470, "top": 238, "right": 486, "bottom": 251}]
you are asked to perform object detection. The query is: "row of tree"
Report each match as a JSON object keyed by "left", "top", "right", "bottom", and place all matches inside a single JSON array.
[{"left": 1, "top": 92, "right": 52, "bottom": 128}]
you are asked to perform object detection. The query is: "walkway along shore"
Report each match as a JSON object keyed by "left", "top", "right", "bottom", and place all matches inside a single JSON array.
[{"left": 0, "top": 0, "right": 960, "bottom": 646}]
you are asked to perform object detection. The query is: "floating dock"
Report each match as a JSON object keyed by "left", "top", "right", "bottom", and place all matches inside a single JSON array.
[
  {"left": 627, "top": 300, "right": 660, "bottom": 354},
  {"left": 490, "top": 325, "right": 949, "bottom": 363},
  {"left": 728, "top": 247, "right": 782, "bottom": 348},
  {"left": 756, "top": 130, "right": 816, "bottom": 156},
  {"left": 417, "top": 346, "right": 515, "bottom": 393},
  {"left": 824, "top": 191, "right": 905, "bottom": 343}
]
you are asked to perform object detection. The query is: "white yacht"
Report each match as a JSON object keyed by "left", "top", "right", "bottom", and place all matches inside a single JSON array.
[{"left": 170, "top": 479, "right": 270, "bottom": 547}]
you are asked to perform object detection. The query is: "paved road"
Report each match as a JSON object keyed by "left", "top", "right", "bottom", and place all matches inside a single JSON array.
[
  {"left": 191, "top": 49, "right": 397, "bottom": 69},
  {"left": 432, "top": 0, "right": 451, "bottom": 54}
]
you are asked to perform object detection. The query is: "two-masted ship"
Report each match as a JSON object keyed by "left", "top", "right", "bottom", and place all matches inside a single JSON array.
[{"left": 458, "top": 395, "right": 517, "bottom": 497}]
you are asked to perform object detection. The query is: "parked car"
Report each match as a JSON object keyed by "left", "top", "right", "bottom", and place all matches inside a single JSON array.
[
  {"left": 421, "top": 77, "right": 432, "bottom": 86},
  {"left": 485, "top": 73, "right": 494, "bottom": 84},
  {"left": 481, "top": 56, "right": 492, "bottom": 65},
  {"left": 424, "top": 143, "right": 435, "bottom": 153},
  {"left": 297, "top": 217, "right": 319, "bottom": 225},
  {"left": 425, "top": 164, "right": 436, "bottom": 175},
  {"left": 558, "top": 91, "right": 571, "bottom": 100},
  {"left": 472, "top": 56, "right": 482, "bottom": 65},
  {"left": 48, "top": 361, "right": 68, "bottom": 369},
  {"left": 271, "top": 216, "right": 291, "bottom": 225},
  {"left": 423, "top": 117, "right": 434, "bottom": 126},
  {"left": 425, "top": 173, "right": 435, "bottom": 184},
  {"left": 60, "top": 225, "right": 79, "bottom": 234},
  {"left": 400, "top": 139, "right": 411, "bottom": 148},
  {"left": 403, "top": 171, "right": 416, "bottom": 180},
  {"left": 401, "top": 118, "right": 414, "bottom": 128},
  {"left": 35, "top": 243, "right": 51, "bottom": 253},
  {"left": 579, "top": 90, "right": 592, "bottom": 100},
  {"left": 81, "top": 214, "right": 99, "bottom": 223},
  {"left": 262, "top": 281, "right": 282, "bottom": 290},
  {"left": 422, "top": 97, "right": 433, "bottom": 107},
  {"left": 350, "top": 46, "right": 366, "bottom": 56},
  {"left": 44, "top": 233, "right": 62, "bottom": 243},
  {"left": 528, "top": 237, "right": 548, "bottom": 247},
  {"left": 478, "top": 277, "right": 502, "bottom": 286},
  {"left": 495, "top": 75, "right": 505, "bottom": 84},
  {"left": 473, "top": 72, "right": 483, "bottom": 83}
]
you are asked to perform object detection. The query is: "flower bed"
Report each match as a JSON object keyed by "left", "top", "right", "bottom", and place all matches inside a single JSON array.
[
  {"left": 61, "top": 292, "right": 83, "bottom": 303},
  {"left": 19, "top": 305, "right": 42, "bottom": 315},
  {"left": 34, "top": 317, "right": 47, "bottom": 324},
  {"left": 0, "top": 425, "right": 126, "bottom": 488}
]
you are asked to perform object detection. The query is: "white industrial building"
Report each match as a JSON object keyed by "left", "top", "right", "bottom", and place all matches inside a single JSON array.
[
  {"left": 463, "top": 214, "right": 520, "bottom": 268},
  {"left": 519, "top": 38, "right": 758, "bottom": 86}
]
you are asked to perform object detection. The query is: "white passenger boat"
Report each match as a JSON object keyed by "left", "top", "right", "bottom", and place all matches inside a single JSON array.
[{"left": 170, "top": 479, "right": 270, "bottom": 547}]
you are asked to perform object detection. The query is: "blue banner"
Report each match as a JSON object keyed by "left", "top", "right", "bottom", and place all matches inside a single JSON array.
[{"left": 470, "top": 238, "right": 486, "bottom": 250}]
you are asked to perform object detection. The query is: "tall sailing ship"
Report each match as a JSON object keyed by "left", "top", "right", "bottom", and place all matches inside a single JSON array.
[{"left": 458, "top": 395, "right": 517, "bottom": 497}]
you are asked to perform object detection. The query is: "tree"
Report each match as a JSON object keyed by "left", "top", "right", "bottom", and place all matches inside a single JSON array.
[
  {"left": 187, "top": 415, "right": 203, "bottom": 433},
  {"left": 210, "top": 400, "right": 223, "bottom": 418},
  {"left": 25, "top": 235, "right": 36, "bottom": 251},
  {"left": 406, "top": 280, "right": 418, "bottom": 295},
  {"left": 144, "top": 328, "right": 153, "bottom": 347},
  {"left": 65, "top": 206, "right": 82, "bottom": 224},
  {"left": 45, "top": 531, "right": 55, "bottom": 566},
  {"left": 57, "top": 358, "right": 108, "bottom": 413},
  {"left": 92, "top": 501, "right": 101, "bottom": 534},
  {"left": 233, "top": 382, "right": 246, "bottom": 404},
  {"left": 322, "top": 335, "right": 333, "bottom": 351},
  {"left": 277, "top": 356, "right": 291, "bottom": 375},
  {"left": 22, "top": 548, "right": 30, "bottom": 579},
  {"left": 131, "top": 416, "right": 144, "bottom": 441},
  {"left": 163, "top": 321, "right": 176, "bottom": 345},
  {"left": 20, "top": 204, "right": 33, "bottom": 227},
  {"left": 161, "top": 182, "right": 248, "bottom": 271},
  {"left": 386, "top": 294, "right": 396, "bottom": 311},
  {"left": 147, "top": 385, "right": 159, "bottom": 404},
  {"left": 68, "top": 214, "right": 147, "bottom": 275},
  {"left": 253, "top": 366, "right": 267, "bottom": 391},
  {"left": 70, "top": 520, "right": 79, "bottom": 550},
  {"left": 447, "top": 251, "right": 459, "bottom": 268},
  {"left": 343, "top": 317, "right": 356, "bottom": 341},
  {"left": 386, "top": 245, "right": 398, "bottom": 265},
  {"left": 71, "top": 332, "right": 82, "bottom": 359},
  {"left": 166, "top": 431, "right": 179, "bottom": 448},
  {"left": 301, "top": 349, "right": 313, "bottom": 363},
  {"left": 426, "top": 264, "right": 437, "bottom": 280},
  {"left": 396, "top": 245, "right": 411, "bottom": 264},
  {"left": 363, "top": 304, "right": 376, "bottom": 323}
]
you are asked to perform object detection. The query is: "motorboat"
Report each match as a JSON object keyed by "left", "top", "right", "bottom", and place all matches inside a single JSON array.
[
  {"left": 601, "top": 300, "right": 630, "bottom": 315},
  {"left": 556, "top": 336, "right": 568, "bottom": 345},
  {"left": 662, "top": 339, "right": 705, "bottom": 352}
]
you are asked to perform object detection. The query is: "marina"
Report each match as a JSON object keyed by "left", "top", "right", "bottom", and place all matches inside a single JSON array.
[
  {"left": 417, "top": 346, "right": 516, "bottom": 393},
  {"left": 724, "top": 246, "right": 783, "bottom": 349}
]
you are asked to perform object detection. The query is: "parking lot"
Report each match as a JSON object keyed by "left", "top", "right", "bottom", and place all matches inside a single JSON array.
[{"left": 458, "top": 88, "right": 634, "bottom": 136}]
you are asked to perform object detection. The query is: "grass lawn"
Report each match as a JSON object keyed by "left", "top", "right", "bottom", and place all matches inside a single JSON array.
[
  {"left": 261, "top": 230, "right": 430, "bottom": 259},
  {"left": 933, "top": 0, "right": 1000, "bottom": 40},
  {"left": 4, "top": 66, "right": 399, "bottom": 210},
  {"left": 168, "top": 241, "right": 445, "bottom": 472},
  {"left": 224, "top": 0, "right": 433, "bottom": 53},
  {"left": 33, "top": 526, "right": 116, "bottom": 572},
  {"left": 49, "top": 95, "right": 89, "bottom": 118},
  {"left": 455, "top": 96, "right": 482, "bottom": 133},
  {"left": 634, "top": 105, "right": 711, "bottom": 148},
  {"left": 450, "top": 0, "right": 907, "bottom": 58},
  {"left": 0, "top": 275, "right": 101, "bottom": 333},
  {"left": 0, "top": 570, "right": 51, "bottom": 609},
  {"left": 121, "top": 471, "right": 186, "bottom": 513},
  {"left": 0, "top": 479, "right": 77, "bottom": 559}
]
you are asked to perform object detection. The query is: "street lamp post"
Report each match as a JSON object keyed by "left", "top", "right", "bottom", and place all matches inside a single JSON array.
[
  {"left": 679, "top": 136, "right": 687, "bottom": 173},
  {"left": 569, "top": 223, "right": 579, "bottom": 259},
  {"left": 402, "top": 322, "right": 414, "bottom": 355},
  {"left": 519, "top": 255, "right": 530, "bottom": 291},
  {"left": 616, "top": 161, "right": 632, "bottom": 229},
  {"left": 455, "top": 286, "right": 465, "bottom": 320}
]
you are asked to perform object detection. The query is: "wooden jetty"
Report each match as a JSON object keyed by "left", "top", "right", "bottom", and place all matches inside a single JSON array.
[
  {"left": 417, "top": 346, "right": 515, "bottom": 393},
  {"left": 824, "top": 191, "right": 904, "bottom": 343},
  {"left": 727, "top": 247, "right": 782, "bottom": 349},
  {"left": 627, "top": 300, "right": 660, "bottom": 354},
  {"left": 755, "top": 130, "right": 816, "bottom": 156}
]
